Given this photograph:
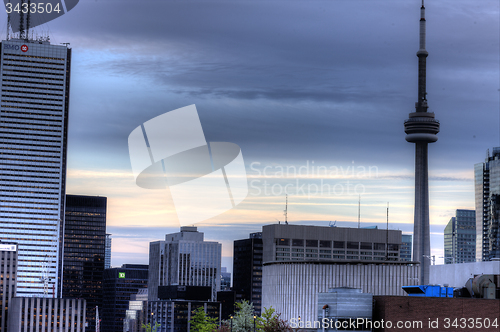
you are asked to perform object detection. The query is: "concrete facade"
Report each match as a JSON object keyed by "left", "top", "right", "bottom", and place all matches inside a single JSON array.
[
  {"left": 8, "top": 297, "right": 86, "bottom": 332},
  {"left": 262, "top": 224, "right": 402, "bottom": 263},
  {"left": 429, "top": 261, "right": 500, "bottom": 288},
  {"left": 262, "top": 261, "right": 419, "bottom": 324}
]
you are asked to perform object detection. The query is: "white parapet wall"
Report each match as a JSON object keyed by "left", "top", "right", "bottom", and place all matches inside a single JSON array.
[{"left": 429, "top": 261, "right": 500, "bottom": 288}]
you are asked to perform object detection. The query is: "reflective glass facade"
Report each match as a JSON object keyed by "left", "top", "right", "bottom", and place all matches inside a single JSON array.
[
  {"left": 0, "top": 39, "right": 71, "bottom": 297},
  {"left": 475, "top": 148, "right": 500, "bottom": 261},
  {"left": 443, "top": 210, "right": 475, "bottom": 264}
]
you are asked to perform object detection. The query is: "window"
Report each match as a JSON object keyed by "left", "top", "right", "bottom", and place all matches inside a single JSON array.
[
  {"left": 334, "top": 241, "right": 345, "bottom": 249},
  {"left": 374, "top": 243, "right": 385, "bottom": 251},
  {"left": 275, "top": 238, "right": 289, "bottom": 246},
  {"left": 319, "top": 240, "right": 331, "bottom": 248},
  {"left": 388, "top": 244, "right": 399, "bottom": 251},
  {"left": 292, "top": 239, "right": 304, "bottom": 247},
  {"left": 360, "top": 242, "right": 372, "bottom": 250},
  {"left": 306, "top": 240, "right": 318, "bottom": 247},
  {"left": 347, "top": 242, "right": 359, "bottom": 249}
]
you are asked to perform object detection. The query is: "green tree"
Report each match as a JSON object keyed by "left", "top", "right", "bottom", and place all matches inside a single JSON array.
[
  {"left": 141, "top": 322, "right": 161, "bottom": 332},
  {"left": 189, "top": 306, "right": 218, "bottom": 332},
  {"left": 257, "top": 307, "right": 293, "bottom": 332},
  {"left": 229, "top": 300, "right": 256, "bottom": 332}
]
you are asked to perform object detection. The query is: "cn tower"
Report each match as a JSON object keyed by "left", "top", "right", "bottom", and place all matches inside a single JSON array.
[{"left": 404, "top": 0, "right": 439, "bottom": 285}]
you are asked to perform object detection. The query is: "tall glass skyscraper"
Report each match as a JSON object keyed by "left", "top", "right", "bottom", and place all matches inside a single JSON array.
[
  {"left": 443, "top": 209, "right": 475, "bottom": 264},
  {"left": 0, "top": 39, "right": 71, "bottom": 297},
  {"left": 475, "top": 148, "right": 500, "bottom": 261}
]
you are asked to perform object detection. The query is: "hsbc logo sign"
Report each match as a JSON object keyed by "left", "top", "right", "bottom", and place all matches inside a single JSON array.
[{"left": 4, "top": 44, "right": 28, "bottom": 52}]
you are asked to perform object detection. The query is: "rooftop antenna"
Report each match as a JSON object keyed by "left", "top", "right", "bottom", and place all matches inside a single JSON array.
[
  {"left": 357, "top": 195, "right": 361, "bottom": 228},
  {"left": 284, "top": 194, "right": 288, "bottom": 225},
  {"left": 19, "top": 0, "right": 24, "bottom": 40},
  {"left": 6, "top": 1, "right": 10, "bottom": 40},
  {"left": 26, "top": 0, "right": 31, "bottom": 41},
  {"left": 385, "top": 202, "right": 389, "bottom": 260}
]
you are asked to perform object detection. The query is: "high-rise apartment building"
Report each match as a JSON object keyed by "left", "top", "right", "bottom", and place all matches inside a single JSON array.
[
  {"left": 0, "top": 39, "right": 71, "bottom": 297},
  {"left": 149, "top": 227, "right": 221, "bottom": 301},
  {"left": 444, "top": 209, "right": 476, "bottom": 264},
  {"left": 63, "top": 194, "right": 107, "bottom": 330},
  {"left": 233, "top": 232, "right": 263, "bottom": 314},
  {"left": 475, "top": 148, "right": 500, "bottom": 261},
  {"left": 0, "top": 242, "right": 17, "bottom": 332}
]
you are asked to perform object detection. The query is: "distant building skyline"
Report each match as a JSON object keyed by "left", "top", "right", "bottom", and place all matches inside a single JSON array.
[
  {"left": 444, "top": 209, "right": 475, "bottom": 264},
  {"left": 475, "top": 147, "right": 500, "bottom": 261},
  {"left": 0, "top": 39, "right": 72, "bottom": 297}
]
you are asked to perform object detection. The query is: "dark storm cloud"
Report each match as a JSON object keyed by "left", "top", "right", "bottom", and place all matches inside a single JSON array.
[{"left": 12, "top": 0, "right": 496, "bottom": 173}]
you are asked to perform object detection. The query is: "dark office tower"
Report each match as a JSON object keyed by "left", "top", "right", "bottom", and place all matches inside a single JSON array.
[
  {"left": 102, "top": 264, "right": 148, "bottom": 332},
  {"left": 0, "top": 242, "right": 17, "bottom": 332},
  {"left": 444, "top": 209, "right": 476, "bottom": 264},
  {"left": 404, "top": 0, "right": 439, "bottom": 284},
  {"left": 475, "top": 148, "right": 500, "bottom": 261},
  {"left": 63, "top": 194, "right": 107, "bottom": 330},
  {"left": 0, "top": 39, "right": 71, "bottom": 297},
  {"left": 233, "top": 232, "right": 263, "bottom": 314}
]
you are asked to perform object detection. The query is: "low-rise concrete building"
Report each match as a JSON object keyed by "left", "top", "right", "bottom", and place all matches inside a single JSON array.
[
  {"left": 262, "top": 260, "right": 419, "bottom": 324},
  {"left": 8, "top": 297, "right": 86, "bottom": 332}
]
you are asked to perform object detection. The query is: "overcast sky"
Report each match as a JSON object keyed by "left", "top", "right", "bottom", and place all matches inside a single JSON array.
[{"left": 2, "top": 0, "right": 497, "bottom": 271}]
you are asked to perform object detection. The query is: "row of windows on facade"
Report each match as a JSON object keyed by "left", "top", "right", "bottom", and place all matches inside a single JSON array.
[{"left": 275, "top": 238, "right": 399, "bottom": 250}]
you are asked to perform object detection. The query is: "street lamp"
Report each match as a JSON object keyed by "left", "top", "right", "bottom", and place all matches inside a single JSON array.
[
  {"left": 253, "top": 315, "right": 257, "bottom": 332},
  {"left": 230, "top": 316, "right": 233, "bottom": 332}
]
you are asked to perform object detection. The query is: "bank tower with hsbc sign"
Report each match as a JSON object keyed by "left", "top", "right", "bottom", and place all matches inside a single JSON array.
[{"left": 0, "top": 38, "right": 71, "bottom": 298}]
